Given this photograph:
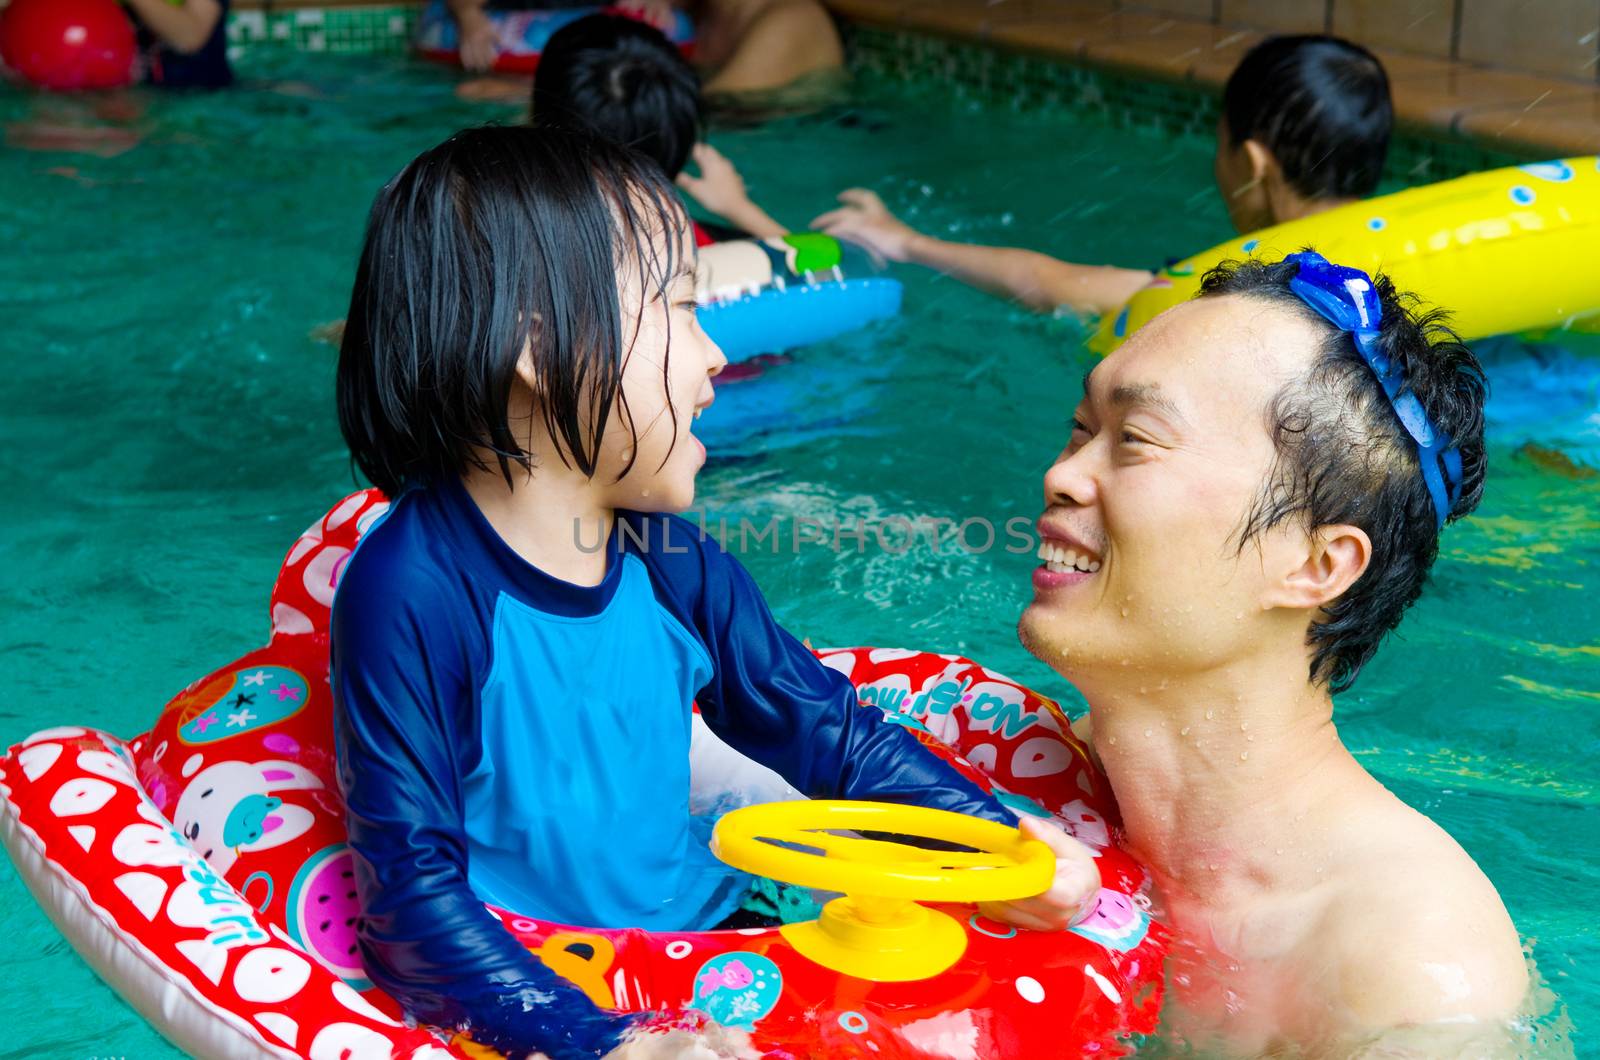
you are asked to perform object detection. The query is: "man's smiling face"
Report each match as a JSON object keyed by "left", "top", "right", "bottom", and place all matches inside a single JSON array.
[{"left": 1020, "top": 294, "right": 1327, "bottom": 685}]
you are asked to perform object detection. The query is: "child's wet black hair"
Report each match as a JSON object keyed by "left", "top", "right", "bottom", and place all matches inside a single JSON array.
[
  {"left": 336, "top": 124, "right": 689, "bottom": 498},
  {"left": 1223, "top": 35, "right": 1393, "bottom": 201},
  {"left": 531, "top": 14, "right": 701, "bottom": 179}
]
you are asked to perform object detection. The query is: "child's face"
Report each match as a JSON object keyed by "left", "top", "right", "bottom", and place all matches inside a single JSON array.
[{"left": 598, "top": 220, "right": 726, "bottom": 512}]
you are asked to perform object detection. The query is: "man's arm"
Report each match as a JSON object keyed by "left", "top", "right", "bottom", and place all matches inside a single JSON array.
[
  {"left": 122, "top": 0, "right": 221, "bottom": 53},
  {"left": 813, "top": 188, "right": 1153, "bottom": 316},
  {"left": 1327, "top": 856, "right": 1528, "bottom": 1044}
]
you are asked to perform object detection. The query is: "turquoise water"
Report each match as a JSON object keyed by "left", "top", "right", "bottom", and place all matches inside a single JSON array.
[{"left": 1, "top": 52, "right": 1595, "bottom": 1056}]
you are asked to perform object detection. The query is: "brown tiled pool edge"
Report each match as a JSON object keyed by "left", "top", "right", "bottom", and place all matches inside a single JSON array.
[{"left": 827, "top": 1, "right": 1600, "bottom": 162}]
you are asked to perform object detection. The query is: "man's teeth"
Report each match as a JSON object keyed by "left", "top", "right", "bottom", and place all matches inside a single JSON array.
[{"left": 1035, "top": 541, "right": 1101, "bottom": 574}]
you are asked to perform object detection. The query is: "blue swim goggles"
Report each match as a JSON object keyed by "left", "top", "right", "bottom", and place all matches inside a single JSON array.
[{"left": 1285, "top": 251, "right": 1463, "bottom": 530}]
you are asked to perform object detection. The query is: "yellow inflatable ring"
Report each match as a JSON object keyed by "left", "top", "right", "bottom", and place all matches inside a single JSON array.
[{"left": 1091, "top": 157, "right": 1600, "bottom": 353}]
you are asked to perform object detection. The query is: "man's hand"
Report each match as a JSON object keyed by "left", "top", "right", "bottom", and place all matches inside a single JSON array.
[
  {"left": 457, "top": 9, "right": 499, "bottom": 73},
  {"left": 978, "top": 817, "right": 1099, "bottom": 931},
  {"left": 811, "top": 188, "right": 923, "bottom": 263}
]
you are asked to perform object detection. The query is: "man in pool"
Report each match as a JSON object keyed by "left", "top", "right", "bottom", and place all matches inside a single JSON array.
[
  {"left": 1021, "top": 252, "right": 1529, "bottom": 1053},
  {"left": 812, "top": 35, "right": 1391, "bottom": 317}
]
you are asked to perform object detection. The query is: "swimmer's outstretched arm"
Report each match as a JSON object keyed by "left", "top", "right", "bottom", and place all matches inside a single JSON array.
[
  {"left": 813, "top": 188, "right": 1153, "bottom": 317},
  {"left": 123, "top": 0, "right": 222, "bottom": 54}
]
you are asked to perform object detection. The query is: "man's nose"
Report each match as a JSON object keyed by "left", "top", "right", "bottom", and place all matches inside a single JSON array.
[{"left": 1043, "top": 447, "right": 1096, "bottom": 508}]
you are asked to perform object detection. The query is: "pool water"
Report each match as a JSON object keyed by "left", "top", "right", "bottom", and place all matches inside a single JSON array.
[{"left": 1, "top": 52, "right": 1594, "bottom": 1056}]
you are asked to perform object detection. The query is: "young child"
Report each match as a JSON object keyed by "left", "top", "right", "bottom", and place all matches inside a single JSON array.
[
  {"left": 813, "top": 34, "right": 1392, "bottom": 316},
  {"left": 332, "top": 125, "right": 1096, "bottom": 1058},
  {"left": 124, "top": 0, "right": 232, "bottom": 88},
  {"left": 532, "top": 13, "right": 787, "bottom": 241}
]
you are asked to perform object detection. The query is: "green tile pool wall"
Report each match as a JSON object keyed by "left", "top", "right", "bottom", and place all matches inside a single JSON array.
[
  {"left": 226, "top": 5, "right": 419, "bottom": 58},
  {"left": 845, "top": 23, "right": 1538, "bottom": 185}
]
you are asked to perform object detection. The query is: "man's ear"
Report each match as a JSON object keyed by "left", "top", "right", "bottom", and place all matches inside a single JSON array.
[{"left": 1265, "top": 524, "right": 1372, "bottom": 612}]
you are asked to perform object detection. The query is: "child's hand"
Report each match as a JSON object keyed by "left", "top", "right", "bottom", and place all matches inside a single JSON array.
[
  {"left": 811, "top": 188, "right": 922, "bottom": 263},
  {"left": 600, "top": 1021, "right": 755, "bottom": 1059},
  {"left": 977, "top": 817, "right": 1099, "bottom": 931},
  {"left": 457, "top": 10, "right": 499, "bottom": 72},
  {"left": 677, "top": 144, "right": 755, "bottom": 220}
]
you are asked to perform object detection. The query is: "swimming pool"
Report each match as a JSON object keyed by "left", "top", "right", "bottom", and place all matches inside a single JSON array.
[{"left": 0, "top": 50, "right": 1593, "bottom": 1055}]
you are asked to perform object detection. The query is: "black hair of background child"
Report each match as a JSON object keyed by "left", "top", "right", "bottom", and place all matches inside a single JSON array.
[
  {"left": 1223, "top": 35, "right": 1394, "bottom": 201},
  {"left": 531, "top": 14, "right": 702, "bottom": 179},
  {"left": 337, "top": 125, "right": 689, "bottom": 498},
  {"left": 1198, "top": 255, "right": 1487, "bottom": 693}
]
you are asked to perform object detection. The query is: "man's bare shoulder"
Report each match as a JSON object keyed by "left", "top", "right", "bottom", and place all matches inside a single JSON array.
[{"left": 1321, "top": 807, "right": 1527, "bottom": 1031}]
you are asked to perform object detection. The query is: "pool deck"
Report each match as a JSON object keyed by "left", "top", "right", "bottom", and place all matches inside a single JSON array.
[{"left": 823, "top": 0, "right": 1600, "bottom": 157}]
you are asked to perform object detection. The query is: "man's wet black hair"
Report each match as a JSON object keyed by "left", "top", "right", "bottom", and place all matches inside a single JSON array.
[
  {"left": 1223, "top": 35, "right": 1393, "bottom": 201},
  {"left": 531, "top": 14, "right": 700, "bottom": 178},
  {"left": 337, "top": 124, "right": 688, "bottom": 498},
  {"left": 1198, "top": 255, "right": 1487, "bottom": 692}
]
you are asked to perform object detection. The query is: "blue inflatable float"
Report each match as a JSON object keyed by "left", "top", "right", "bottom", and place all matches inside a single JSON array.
[{"left": 695, "top": 234, "right": 903, "bottom": 362}]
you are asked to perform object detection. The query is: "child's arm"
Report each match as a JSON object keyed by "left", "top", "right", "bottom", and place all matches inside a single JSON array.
[
  {"left": 446, "top": 0, "right": 499, "bottom": 72},
  {"left": 813, "top": 188, "right": 1154, "bottom": 316},
  {"left": 676, "top": 144, "right": 788, "bottom": 240},
  {"left": 122, "top": 0, "right": 222, "bottom": 54},
  {"left": 660, "top": 520, "right": 1009, "bottom": 821},
  {"left": 332, "top": 580, "right": 634, "bottom": 1058}
]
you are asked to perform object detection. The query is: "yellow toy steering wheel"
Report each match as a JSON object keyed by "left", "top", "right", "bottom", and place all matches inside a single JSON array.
[{"left": 711, "top": 800, "right": 1053, "bottom": 982}]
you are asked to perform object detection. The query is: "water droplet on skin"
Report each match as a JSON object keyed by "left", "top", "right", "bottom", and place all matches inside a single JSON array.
[
  {"left": 1205, "top": 709, "right": 1214, "bottom": 720},
  {"left": 1239, "top": 721, "right": 1248, "bottom": 731},
  {"left": 1120, "top": 607, "right": 1129, "bottom": 617},
  {"left": 1120, "top": 658, "right": 1130, "bottom": 666},
  {"left": 1180, "top": 726, "right": 1191, "bottom": 736},
  {"left": 1144, "top": 728, "right": 1153, "bottom": 738},
  {"left": 1275, "top": 848, "right": 1284, "bottom": 855},
  {"left": 1247, "top": 734, "right": 1254, "bottom": 742},
  {"left": 1208, "top": 863, "right": 1219, "bottom": 871},
  {"left": 1239, "top": 751, "right": 1249, "bottom": 761},
  {"left": 1108, "top": 735, "right": 1118, "bottom": 746},
  {"left": 1235, "top": 612, "right": 1244, "bottom": 620}
]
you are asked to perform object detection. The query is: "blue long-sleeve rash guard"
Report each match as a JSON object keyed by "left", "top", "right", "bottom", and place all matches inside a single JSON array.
[{"left": 330, "top": 479, "right": 1009, "bottom": 1058}]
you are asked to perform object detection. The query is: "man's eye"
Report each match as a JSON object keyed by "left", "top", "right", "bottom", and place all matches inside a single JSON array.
[
  {"left": 1070, "top": 418, "right": 1090, "bottom": 434},
  {"left": 1121, "top": 430, "right": 1144, "bottom": 444}
]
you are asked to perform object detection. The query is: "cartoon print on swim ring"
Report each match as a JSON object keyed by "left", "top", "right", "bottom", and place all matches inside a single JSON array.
[
  {"left": 172, "top": 755, "right": 322, "bottom": 873},
  {"left": 1069, "top": 888, "right": 1150, "bottom": 953},
  {"left": 691, "top": 952, "right": 782, "bottom": 1029},
  {"left": 175, "top": 665, "right": 310, "bottom": 745},
  {"left": 286, "top": 843, "right": 371, "bottom": 989}
]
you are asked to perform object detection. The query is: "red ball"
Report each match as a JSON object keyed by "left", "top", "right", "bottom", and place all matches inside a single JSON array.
[{"left": 0, "top": 0, "right": 137, "bottom": 91}]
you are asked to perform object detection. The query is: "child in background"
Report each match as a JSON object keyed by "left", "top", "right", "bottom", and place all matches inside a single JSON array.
[
  {"left": 124, "top": 0, "right": 232, "bottom": 88},
  {"left": 332, "top": 125, "right": 1097, "bottom": 1058},
  {"left": 533, "top": 13, "right": 787, "bottom": 240},
  {"left": 814, "top": 35, "right": 1392, "bottom": 316}
]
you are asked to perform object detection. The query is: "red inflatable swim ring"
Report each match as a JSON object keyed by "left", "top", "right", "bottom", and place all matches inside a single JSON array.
[
  {"left": 414, "top": 1, "right": 694, "bottom": 76},
  {"left": 0, "top": 491, "right": 1167, "bottom": 1057}
]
